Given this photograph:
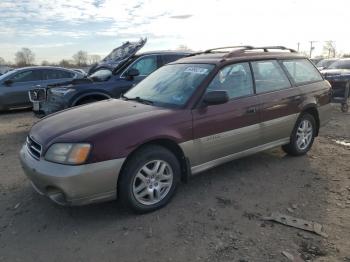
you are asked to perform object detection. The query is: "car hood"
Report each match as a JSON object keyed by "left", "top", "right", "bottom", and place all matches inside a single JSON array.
[
  {"left": 87, "top": 38, "right": 147, "bottom": 74},
  {"left": 30, "top": 99, "right": 165, "bottom": 147}
]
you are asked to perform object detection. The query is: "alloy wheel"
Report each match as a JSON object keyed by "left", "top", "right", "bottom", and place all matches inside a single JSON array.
[
  {"left": 132, "top": 160, "right": 174, "bottom": 205},
  {"left": 296, "top": 119, "right": 313, "bottom": 151}
]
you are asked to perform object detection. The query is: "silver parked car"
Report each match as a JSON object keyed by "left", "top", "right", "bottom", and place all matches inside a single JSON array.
[{"left": 0, "top": 66, "right": 84, "bottom": 111}]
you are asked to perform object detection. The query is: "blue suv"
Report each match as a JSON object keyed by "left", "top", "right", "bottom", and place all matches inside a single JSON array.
[{"left": 31, "top": 38, "right": 190, "bottom": 116}]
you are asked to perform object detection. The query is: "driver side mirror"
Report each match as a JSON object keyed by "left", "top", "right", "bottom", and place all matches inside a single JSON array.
[
  {"left": 203, "top": 91, "right": 229, "bottom": 106},
  {"left": 125, "top": 68, "right": 140, "bottom": 80},
  {"left": 4, "top": 79, "right": 13, "bottom": 86}
]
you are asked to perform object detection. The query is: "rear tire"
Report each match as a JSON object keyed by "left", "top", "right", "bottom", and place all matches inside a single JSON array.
[
  {"left": 282, "top": 113, "right": 316, "bottom": 156},
  {"left": 341, "top": 103, "right": 349, "bottom": 113},
  {"left": 118, "top": 145, "right": 180, "bottom": 213}
]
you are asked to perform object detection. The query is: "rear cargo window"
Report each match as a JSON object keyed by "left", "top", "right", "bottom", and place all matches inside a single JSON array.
[
  {"left": 282, "top": 59, "right": 323, "bottom": 84},
  {"left": 251, "top": 60, "right": 291, "bottom": 93}
]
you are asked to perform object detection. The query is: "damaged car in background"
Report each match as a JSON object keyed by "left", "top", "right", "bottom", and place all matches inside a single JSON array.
[
  {"left": 29, "top": 38, "right": 190, "bottom": 116},
  {"left": 0, "top": 66, "right": 84, "bottom": 111},
  {"left": 321, "top": 58, "right": 350, "bottom": 112}
]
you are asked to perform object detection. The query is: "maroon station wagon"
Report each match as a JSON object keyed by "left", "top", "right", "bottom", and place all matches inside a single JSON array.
[{"left": 20, "top": 46, "right": 332, "bottom": 213}]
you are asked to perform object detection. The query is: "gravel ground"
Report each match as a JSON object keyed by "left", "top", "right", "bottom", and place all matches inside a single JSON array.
[{"left": 0, "top": 106, "right": 349, "bottom": 262}]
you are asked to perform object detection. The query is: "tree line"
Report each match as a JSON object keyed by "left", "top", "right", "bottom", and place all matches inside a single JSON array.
[{"left": 0, "top": 48, "right": 101, "bottom": 68}]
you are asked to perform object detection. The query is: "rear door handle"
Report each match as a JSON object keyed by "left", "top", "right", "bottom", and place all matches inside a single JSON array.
[{"left": 246, "top": 107, "right": 257, "bottom": 114}]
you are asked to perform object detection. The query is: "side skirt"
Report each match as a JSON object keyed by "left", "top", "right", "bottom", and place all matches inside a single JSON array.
[{"left": 191, "top": 138, "right": 290, "bottom": 175}]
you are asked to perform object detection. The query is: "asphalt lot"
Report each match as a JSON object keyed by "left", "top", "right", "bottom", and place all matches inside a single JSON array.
[{"left": 0, "top": 106, "right": 349, "bottom": 262}]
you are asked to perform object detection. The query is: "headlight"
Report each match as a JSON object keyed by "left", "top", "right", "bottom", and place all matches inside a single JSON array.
[
  {"left": 50, "top": 88, "right": 75, "bottom": 96},
  {"left": 45, "top": 143, "right": 91, "bottom": 165}
]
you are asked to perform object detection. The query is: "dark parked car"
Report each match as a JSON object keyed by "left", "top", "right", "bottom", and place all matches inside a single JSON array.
[
  {"left": 321, "top": 58, "right": 350, "bottom": 112},
  {"left": 20, "top": 46, "right": 332, "bottom": 213},
  {"left": 0, "top": 66, "right": 83, "bottom": 111},
  {"left": 316, "top": 58, "right": 339, "bottom": 70},
  {"left": 31, "top": 38, "right": 190, "bottom": 116}
]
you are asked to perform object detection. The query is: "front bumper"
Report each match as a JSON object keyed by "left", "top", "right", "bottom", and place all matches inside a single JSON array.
[
  {"left": 33, "top": 98, "right": 68, "bottom": 117},
  {"left": 20, "top": 144, "right": 125, "bottom": 206}
]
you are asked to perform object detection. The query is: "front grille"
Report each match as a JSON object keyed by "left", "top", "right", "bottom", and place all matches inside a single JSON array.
[
  {"left": 28, "top": 88, "right": 47, "bottom": 102},
  {"left": 26, "top": 136, "right": 42, "bottom": 160}
]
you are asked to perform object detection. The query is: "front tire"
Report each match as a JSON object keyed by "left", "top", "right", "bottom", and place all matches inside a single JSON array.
[
  {"left": 118, "top": 145, "right": 180, "bottom": 213},
  {"left": 282, "top": 113, "right": 316, "bottom": 156}
]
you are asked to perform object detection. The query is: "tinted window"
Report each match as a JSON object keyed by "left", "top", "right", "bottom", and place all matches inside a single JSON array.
[
  {"left": 125, "top": 64, "right": 214, "bottom": 107},
  {"left": 207, "top": 62, "right": 254, "bottom": 99},
  {"left": 129, "top": 56, "right": 157, "bottom": 75},
  {"left": 251, "top": 60, "right": 291, "bottom": 93},
  {"left": 282, "top": 59, "right": 323, "bottom": 84},
  {"left": 44, "top": 70, "right": 74, "bottom": 80},
  {"left": 11, "top": 70, "right": 42, "bottom": 82},
  {"left": 161, "top": 54, "right": 184, "bottom": 65}
]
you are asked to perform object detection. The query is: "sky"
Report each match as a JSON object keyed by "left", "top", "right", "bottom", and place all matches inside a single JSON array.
[{"left": 0, "top": 0, "right": 349, "bottom": 63}]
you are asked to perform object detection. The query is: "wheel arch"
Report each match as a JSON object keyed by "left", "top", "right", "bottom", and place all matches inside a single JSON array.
[
  {"left": 71, "top": 92, "right": 111, "bottom": 106},
  {"left": 300, "top": 104, "right": 320, "bottom": 136},
  {"left": 117, "top": 138, "right": 190, "bottom": 196}
]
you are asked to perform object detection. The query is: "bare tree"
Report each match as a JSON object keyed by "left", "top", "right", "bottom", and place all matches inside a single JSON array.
[
  {"left": 15, "top": 48, "right": 35, "bottom": 66},
  {"left": 72, "top": 50, "right": 88, "bottom": 66},
  {"left": 88, "top": 54, "right": 101, "bottom": 65},
  {"left": 0, "top": 57, "right": 5, "bottom": 65},
  {"left": 58, "top": 59, "right": 72, "bottom": 68},
  {"left": 323, "top": 41, "right": 336, "bottom": 58},
  {"left": 41, "top": 60, "right": 50, "bottom": 66}
]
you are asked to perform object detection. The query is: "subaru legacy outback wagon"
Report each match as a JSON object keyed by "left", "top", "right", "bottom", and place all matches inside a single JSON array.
[{"left": 20, "top": 46, "right": 332, "bottom": 213}]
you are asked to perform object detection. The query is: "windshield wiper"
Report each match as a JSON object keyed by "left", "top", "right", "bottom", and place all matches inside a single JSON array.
[{"left": 121, "top": 94, "right": 153, "bottom": 105}]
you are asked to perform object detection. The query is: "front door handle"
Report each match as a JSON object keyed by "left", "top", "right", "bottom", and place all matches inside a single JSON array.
[{"left": 246, "top": 107, "right": 257, "bottom": 114}]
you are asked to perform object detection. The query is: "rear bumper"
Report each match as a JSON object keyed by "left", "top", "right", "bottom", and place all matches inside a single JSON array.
[
  {"left": 20, "top": 144, "right": 125, "bottom": 206},
  {"left": 318, "top": 103, "right": 332, "bottom": 127}
]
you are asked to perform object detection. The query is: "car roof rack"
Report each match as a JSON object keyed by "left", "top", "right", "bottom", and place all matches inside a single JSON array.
[
  {"left": 187, "top": 46, "right": 254, "bottom": 57},
  {"left": 203, "top": 46, "right": 254, "bottom": 53},
  {"left": 188, "top": 45, "right": 297, "bottom": 58},
  {"left": 250, "top": 46, "right": 297, "bottom": 53}
]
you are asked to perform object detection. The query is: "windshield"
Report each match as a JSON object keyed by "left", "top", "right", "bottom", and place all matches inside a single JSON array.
[
  {"left": 88, "top": 69, "right": 112, "bottom": 82},
  {"left": 124, "top": 63, "right": 215, "bottom": 107},
  {"left": 328, "top": 60, "right": 350, "bottom": 69}
]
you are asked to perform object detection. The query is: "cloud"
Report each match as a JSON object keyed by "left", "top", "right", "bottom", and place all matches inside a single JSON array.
[
  {"left": 169, "top": 14, "right": 193, "bottom": 19},
  {"left": 1, "top": 0, "right": 350, "bottom": 62}
]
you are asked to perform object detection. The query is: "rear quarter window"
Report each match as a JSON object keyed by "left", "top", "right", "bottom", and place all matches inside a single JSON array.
[{"left": 282, "top": 59, "right": 323, "bottom": 85}]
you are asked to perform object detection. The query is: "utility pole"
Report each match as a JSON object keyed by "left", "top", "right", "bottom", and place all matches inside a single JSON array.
[
  {"left": 309, "top": 41, "right": 317, "bottom": 58},
  {"left": 297, "top": 42, "right": 300, "bottom": 52}
]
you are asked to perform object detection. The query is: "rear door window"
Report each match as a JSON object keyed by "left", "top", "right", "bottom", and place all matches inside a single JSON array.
[
  {"left": 206, "top": 62, "right": 254, "bottom": 99},
  {"left": 11, "top": 70, "right": 42, "bottom": 83},
  {"left": 44, "top": 69, "right": 74, "bottom": 80},
  {"left": 282, "top": 59, "right": 323, "bottom": 85},
  {"left": 251, "top": 60, "right": 291, "bottom": 93}
]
